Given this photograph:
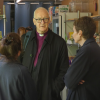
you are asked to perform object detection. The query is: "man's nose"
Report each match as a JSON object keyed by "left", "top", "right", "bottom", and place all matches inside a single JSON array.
[{"left": 41, "top": 19, "right": 45, "bottom": 23}]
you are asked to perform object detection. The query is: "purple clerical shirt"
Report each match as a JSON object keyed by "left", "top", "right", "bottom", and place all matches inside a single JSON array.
[{"left": 34, "top": 31, "right": 48, "bottom": 67}]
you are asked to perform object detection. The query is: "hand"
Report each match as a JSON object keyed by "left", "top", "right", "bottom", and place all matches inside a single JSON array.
[{"left": 78, "top": 80, "right": 85, "bottom": 85}]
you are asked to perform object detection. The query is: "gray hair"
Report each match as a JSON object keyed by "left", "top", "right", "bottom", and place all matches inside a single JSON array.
[{"left": 33, "top": 7, "right": 49, "bottom": 18}]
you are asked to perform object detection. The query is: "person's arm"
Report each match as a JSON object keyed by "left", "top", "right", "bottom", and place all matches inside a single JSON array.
[
  {"left": 64, "top": 46, "right": 90, "bottom": 90},
  {"left": 19, "top": 66, "right": 37, "bottom": 100},
  {"left": 52, "top": 41, "right": 69, "bottom": 93}
]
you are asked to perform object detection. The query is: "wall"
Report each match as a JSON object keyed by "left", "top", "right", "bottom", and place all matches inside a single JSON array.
[
  {"left": 61, "top": 0, "right": 71, "bottom": 5},
  {"left": 88, "top": 0, "right": 98, "bottom": 15},
  {"left": 62, "top": 0, "right": 99, "bottom": 33},
  {"left": 62, "top": 0, "right": 99, "bottom": 15}
]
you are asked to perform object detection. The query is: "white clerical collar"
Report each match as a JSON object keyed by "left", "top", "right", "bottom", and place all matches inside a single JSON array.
[{"left": 39, "top": 33, "right": 44, "bottom": 37}]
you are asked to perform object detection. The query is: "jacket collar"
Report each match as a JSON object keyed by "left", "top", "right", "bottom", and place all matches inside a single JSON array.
[
  {"left": 77, "top": 37, "right": 95, "bottom": 53},
  {"left": 82, "top": 37, "right": 95, "bottom": 46},
  {"left": 30, "top": 29, "right": 36, "bottom": 39},
  {"left": 45, "top": 28, "right": 54, "bottom": 45},
  {"left": 0, "top": 55, "right": 20, "bottom": 63},
  {"left": 30, "top": 28, "right": 54, "bottom": 45}
]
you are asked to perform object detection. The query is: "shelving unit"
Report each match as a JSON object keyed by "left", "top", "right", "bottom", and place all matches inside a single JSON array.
[
  {"left": 91, "top": 15, "right": 100, "bottom": 21},
  {"left": 65, "top": 15, "right": 100, "bottom": 22}
]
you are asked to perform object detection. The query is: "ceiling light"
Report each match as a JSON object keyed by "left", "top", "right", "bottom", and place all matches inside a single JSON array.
[
  {"left": 7, "top": 3, "right": 15, "bottom": 4},
  {"left": 43, "top": 3, "right": 51, "bottom": 4},
  {"left": 18, "top": 3, "right": 25, "bottom": 4},
  {"left": 30, "top": 3, "right": 39, "bottom": 4},
  {"left": 16, "top": 0, "right": 21, "bottom": 3}
]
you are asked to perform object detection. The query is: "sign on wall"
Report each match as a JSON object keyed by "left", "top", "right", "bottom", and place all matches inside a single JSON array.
[
  {"left": 0, "top": 0, "right": 3, "bottom": 17},
  {"left": 59, "top": 5, "right": 69, "bottom": 13}
]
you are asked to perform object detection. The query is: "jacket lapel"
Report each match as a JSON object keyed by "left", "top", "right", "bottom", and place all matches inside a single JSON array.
[{"left": 40, "top": 29, "right": 54, "bottom": 54}]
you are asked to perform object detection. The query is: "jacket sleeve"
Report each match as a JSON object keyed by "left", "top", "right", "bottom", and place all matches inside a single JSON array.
[
  {"left": 64, "top": 46, "right": 90, "bottom": 90},
  {"left": 19, "top": 66, "right": 37, "bottom": 100},
  {"left": 52, "top": 41, "right": 69, "bottom": 94}
]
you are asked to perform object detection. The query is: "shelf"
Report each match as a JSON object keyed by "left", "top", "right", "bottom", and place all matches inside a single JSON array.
[
  {"left": 65, "top": 15, "right": 100, "bottom": 23},
  {"left": 91, "top": 15, "right": 100, "bottom": 21},
  {"left": 52, "top": 16, "right": 59, "bottom": 19},
  {"left": 64, "top": 18, "right": 77, "bottom": 23}
]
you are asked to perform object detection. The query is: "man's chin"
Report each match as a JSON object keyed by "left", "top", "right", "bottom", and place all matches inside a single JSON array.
[{"left": 40, "top": 29, "right": 48, "bottom": 33}]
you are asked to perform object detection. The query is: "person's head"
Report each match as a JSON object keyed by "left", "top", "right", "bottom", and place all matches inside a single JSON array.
[
  {"left": 0, "top": 32, "right": 21, "bottom": 60},
  {"left": 17, "top": 27, "right": 26, "bottom": 37},
  {"left": 73, "top": 16, "right": 96, "bottom": 45},
  {"left": 26, "top": 26, "right": 33, "bottom": 33},
  {"left": 33, "top": 7, "right": 50, "bottom": 34}
]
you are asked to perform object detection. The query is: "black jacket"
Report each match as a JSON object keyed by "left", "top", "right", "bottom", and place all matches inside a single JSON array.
[
  {"left": 0, "top": 56, "right": 37, "bottom": 100},
  {"left": 64, "top": 38, "right": 100, "bottom": 100},
  {"left": 19, "top": 29, "right": 69, "bottom": 100}
]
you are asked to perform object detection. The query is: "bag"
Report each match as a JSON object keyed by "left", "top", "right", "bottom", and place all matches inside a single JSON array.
[{"left": 23, "top": 31, "right": 32, "bottom": 51}]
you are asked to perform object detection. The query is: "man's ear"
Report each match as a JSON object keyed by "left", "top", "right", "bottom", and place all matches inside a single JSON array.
[
  {"left": 33, "top": 18, "right": 36, "bottom": 25},
  {"left": 79, "top": 30, "right": 83, "bottom": 37}
]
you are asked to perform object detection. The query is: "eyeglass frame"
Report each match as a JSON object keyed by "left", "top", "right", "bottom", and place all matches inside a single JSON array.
[{"left": 34, "top": 18, "right": 50, "bottom": 23}]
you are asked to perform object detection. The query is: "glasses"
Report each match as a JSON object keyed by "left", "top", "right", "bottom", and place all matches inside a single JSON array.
[{"left": 34, "top": 18, "right": 49, "bottom": 23}]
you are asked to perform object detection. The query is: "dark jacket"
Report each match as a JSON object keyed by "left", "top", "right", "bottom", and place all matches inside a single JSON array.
[
  {"left": 64, "top": 38, "right": 100, "bottom": 100},
  {"left": 20, "top": 29, "right": 69, "bottom": 100},
  {"left": 0, "top": 56, "right": 37, "bottom": 100}
]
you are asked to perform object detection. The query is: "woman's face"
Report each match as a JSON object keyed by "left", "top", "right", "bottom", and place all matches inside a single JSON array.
[{"left": 72, "top": 26, "right": 81, "bottom": 44}]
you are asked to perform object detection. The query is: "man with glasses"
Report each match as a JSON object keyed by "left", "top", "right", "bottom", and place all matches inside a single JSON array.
[{"left": 19, "top": 7, "right": 69, "bottom": 100}]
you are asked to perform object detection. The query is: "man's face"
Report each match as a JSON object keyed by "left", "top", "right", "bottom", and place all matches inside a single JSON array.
[{"left": 33, "top": 9, "right": 50, "bottom": 34}]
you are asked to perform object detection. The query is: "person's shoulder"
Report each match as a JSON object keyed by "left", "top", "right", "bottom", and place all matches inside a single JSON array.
[
  {"left": 7, "top": 62, "right": 27, "bottom": 74},
  {"left": 16, "top": 62, "right": 30, "bottom": 74},
  {"left": 78, "top": 42, "right": 92, "bottom": 56},
  {"left": 9, "top": 62, "right": 31, "bottom": 80},
  {"left": 16, "top": 63, "right": 32, "bottom": 79},
  {"left": 14, "top": 62, "right": 28, "bottom": 72},
  {"left": 0, "top": 62, "right": 26, "bottom": 77}
]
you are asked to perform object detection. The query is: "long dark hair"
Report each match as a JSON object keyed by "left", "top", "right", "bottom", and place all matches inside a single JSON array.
[{"left": 0, "top": 32, "right": 21, "bottom": 60}]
